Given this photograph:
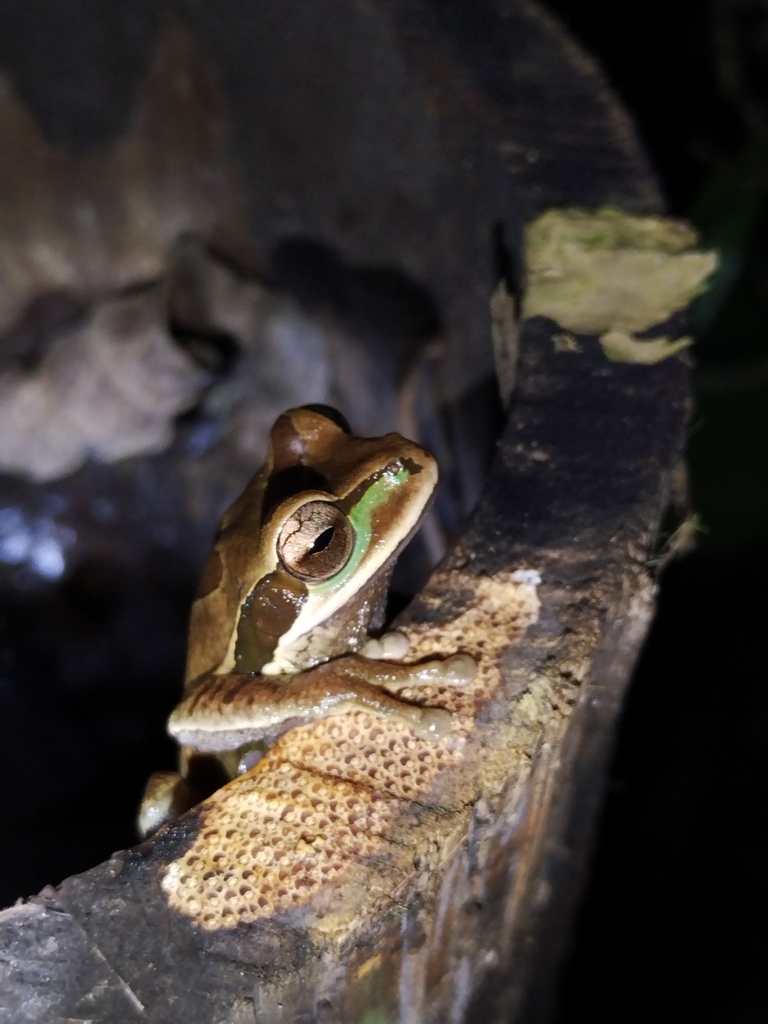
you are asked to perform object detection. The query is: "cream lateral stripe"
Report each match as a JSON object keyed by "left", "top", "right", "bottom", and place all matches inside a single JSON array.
[
  {"left": 268, "top": 470, "right": 436, "bottom": 664},
  {"left": 170, "top": 703, "right": 291, "bottom": 736}
]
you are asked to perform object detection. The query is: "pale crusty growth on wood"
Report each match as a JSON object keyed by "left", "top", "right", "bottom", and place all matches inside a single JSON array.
[
  {"left": 161, "top": 764, "right": 398, "bottom": 928},
  {"left": 398, "top": 572, "right": 540, "bottom": 714},
  {"left": 277, "top": 715, "right": 464, "bottom": 805},
  {"left": 162, "top": 573, "right": 542, "bottom": 931}
]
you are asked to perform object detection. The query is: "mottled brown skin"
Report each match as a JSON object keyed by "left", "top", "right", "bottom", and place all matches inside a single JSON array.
[
  {"left": 185, "top": 406, "right": 437, "bottom": 685},
  {"left": 138, "top": 406, "right": 476, "bottom": 839}
]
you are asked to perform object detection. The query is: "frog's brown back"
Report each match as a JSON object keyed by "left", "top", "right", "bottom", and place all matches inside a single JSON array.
[{"left": 184, "top": 464, "right": 271, "bottom": 690}]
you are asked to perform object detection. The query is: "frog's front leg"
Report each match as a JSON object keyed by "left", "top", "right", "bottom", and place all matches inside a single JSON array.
[{"left": 168, "top": 651, "right": 476, "bottom": 752}]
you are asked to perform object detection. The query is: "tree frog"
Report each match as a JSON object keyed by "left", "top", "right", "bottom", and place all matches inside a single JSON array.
[{"left": 138, "top": 405, "right": 475, "bottom": 837}]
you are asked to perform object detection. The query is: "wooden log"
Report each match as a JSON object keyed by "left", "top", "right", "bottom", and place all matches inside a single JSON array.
[
  {"left": 0, "top": 1, "right": 685, "bottom": 1021},
  {"left": 0, "top": 319, "right": 688, "bottom": 1021}
]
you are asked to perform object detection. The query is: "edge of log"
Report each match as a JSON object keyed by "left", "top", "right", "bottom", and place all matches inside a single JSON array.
[{"left": 0, "top": 320, "right": 689, "bottom": 1023}]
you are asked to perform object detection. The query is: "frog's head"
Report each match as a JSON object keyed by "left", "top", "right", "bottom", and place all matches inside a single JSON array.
[{"left": 185, "top": 406, "right": 437, "bottom": 683}]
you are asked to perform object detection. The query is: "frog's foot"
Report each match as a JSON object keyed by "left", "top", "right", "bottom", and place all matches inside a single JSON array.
[
  {"left": 138, "top": 770, "right": 195, "bottom": 839},
  {"left": 137, "top": 754, "right": 231, "bottom": 837},
  {"left": 359, "top": 631, "right": 410, "bottom": 661}
]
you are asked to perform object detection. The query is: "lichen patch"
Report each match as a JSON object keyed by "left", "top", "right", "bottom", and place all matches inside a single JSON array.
[
  {"left": 274, "top": 713, "right": 470, "bottom": 804},
  {"left": 522, "top": 206, "right": 717, "bottom": 339},
  {"left": 161, "top": 764, "right": 399, "bottom": 930},
  {"left": 402, "top": 572, "right": 542, "bottom": 714}
]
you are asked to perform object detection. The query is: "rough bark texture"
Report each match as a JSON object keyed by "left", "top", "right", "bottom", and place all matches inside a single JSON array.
[
  {"left": 0, "top": 1, "right": 686, "bottom": 1022},
  {"left": 0, "top": 326, "right": 689, "bottom": 1022}
]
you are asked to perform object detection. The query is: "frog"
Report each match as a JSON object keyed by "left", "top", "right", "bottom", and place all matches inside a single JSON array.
[{"left": 138, "top": 405, "right": 476, "bottom": 838}]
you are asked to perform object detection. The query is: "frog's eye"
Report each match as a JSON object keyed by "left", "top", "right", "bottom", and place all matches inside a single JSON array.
[{"left": 277, "top": 501, "right": 354, "bottom": 582}]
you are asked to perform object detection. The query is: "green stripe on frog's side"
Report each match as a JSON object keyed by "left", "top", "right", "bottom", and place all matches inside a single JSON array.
[{"left": 311, "top": 462, "right": 410, "bottom": 597}]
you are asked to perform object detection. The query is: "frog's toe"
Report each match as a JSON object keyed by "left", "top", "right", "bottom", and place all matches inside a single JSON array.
[
  {"left": 412, "top": 707, "right": 453, "bottom": 741},
  {"left": 409, "top": 653, "right": 476, "bottom": 686},
  {"left": 360, "top": 631, "right": 411, "bottom": 661},
  {"left": 137, "top": 770, "right": 194, "bottom": 839},
  {"left": 438, "top": 653, "right": 477, "bottom": 685}
]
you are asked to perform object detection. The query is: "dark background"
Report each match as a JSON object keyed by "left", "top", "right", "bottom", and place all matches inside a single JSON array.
[{"left": 543, "top": 2, "right": 768, "bottom": 1023}]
